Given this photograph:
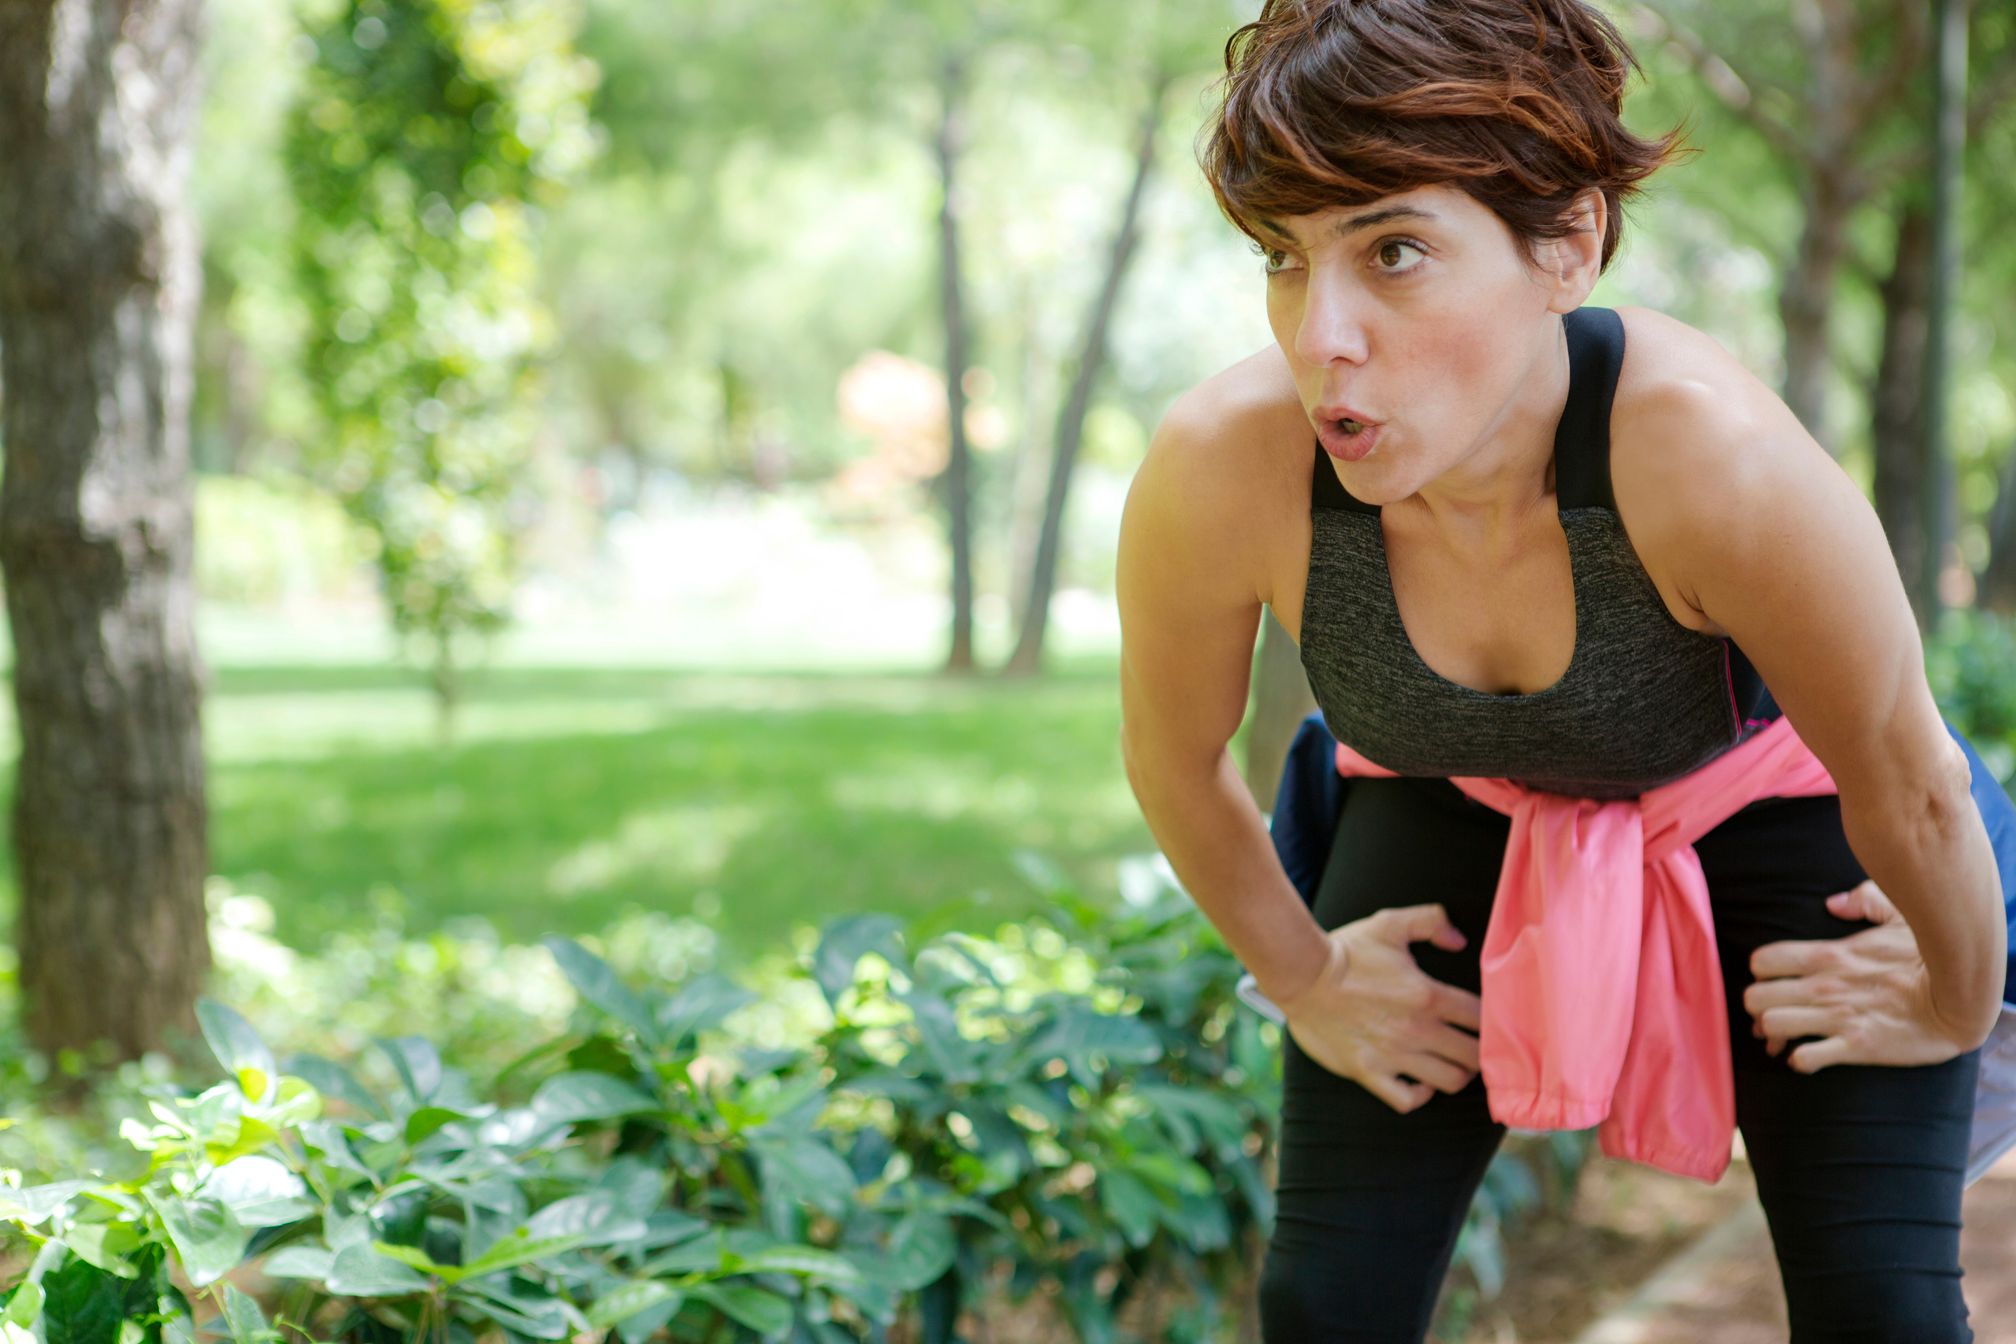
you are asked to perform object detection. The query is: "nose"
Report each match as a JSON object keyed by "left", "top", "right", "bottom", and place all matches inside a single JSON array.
[{"left": 1293, "top": 270, "right": 1371, "bottom": 369}]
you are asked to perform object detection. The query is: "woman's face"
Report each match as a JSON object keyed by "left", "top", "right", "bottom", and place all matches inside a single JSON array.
[{"left": 1258, "top": 182, "right": 1592, "bottom": 506}]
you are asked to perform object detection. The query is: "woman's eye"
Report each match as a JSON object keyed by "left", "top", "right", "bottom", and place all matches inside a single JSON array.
[
  {"left": 1373, "top": 237, "right": 1428, "bottom": 275},
  {"left": 1258, "top": 245, "right": 1294, "bottom": 276}
]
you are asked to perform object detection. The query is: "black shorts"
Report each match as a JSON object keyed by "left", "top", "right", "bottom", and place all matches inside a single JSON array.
[{"left": 1260, "top": 776, "right": 1982, "bottom": 1344}]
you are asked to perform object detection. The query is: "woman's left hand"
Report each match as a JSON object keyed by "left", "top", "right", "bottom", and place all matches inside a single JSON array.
[{"left": 1743, "top": 879, "right": 1979, "bottom": 1072}]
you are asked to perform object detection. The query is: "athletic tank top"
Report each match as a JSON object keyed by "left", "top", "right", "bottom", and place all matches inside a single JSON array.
[{"left": 1297, "top": 304, "right": 1780, "bottom": 801}]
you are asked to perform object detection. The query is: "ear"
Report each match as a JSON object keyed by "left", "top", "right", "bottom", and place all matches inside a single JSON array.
[{"left": 1543, "top": 187, "right": 1607, "bottom": 312}]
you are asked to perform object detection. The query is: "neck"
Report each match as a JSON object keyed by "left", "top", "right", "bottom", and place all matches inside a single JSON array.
[{"left": 1405, "top": 320, "right": 1571, "bottom": 551}]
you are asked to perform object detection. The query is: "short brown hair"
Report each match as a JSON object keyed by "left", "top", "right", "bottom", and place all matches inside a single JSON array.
[{"left": 1196, "top": 0, "right": 1696, "bottom": 274}]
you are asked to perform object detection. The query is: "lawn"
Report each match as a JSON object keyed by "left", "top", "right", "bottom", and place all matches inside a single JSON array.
[{"left": 0, "top": 653, "right": 1177, "bottom": 970}]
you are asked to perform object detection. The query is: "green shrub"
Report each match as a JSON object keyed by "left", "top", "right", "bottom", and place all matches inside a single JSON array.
[
  {"left": 1927, "top": 607, "right": 2016, "bottom": 787},
  {"left": 0, "top": 855, "right": 1586, "bottom": 1342}
]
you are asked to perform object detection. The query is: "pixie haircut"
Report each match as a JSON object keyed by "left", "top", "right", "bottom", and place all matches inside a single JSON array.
[{"left": 1197, "top": 0, "right": 1696, "bottom": 276}]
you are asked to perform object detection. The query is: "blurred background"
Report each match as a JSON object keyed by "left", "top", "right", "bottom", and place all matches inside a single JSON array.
[{"left": 0, "top": 1, "right": 2013, "bottom": 1340}]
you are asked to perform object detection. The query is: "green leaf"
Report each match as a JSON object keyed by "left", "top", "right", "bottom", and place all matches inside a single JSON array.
[
  {"left": 220, "top": 1283, "right": 276, "bottom": 1343},
  {"left": 41, "top": 1255, "right": 123, "bottom": 1344},
  {"left": 403, "top": 1105, "right": 473, "bottom": 1146},
  {"left": 894, "top": 988, "right": 979, "bottom": 1083},
  {"left": 686, "top": 1280, "right": 794, "bottom": 1336},
  {"left": 736, "top": 1244, "right": 864, "bottom": 1284},
  {"left": 203, "top": 1114, "right": 284, "bottom": 1169},
  {"left": 1098, "top": 1167, "right": 1161, "bottom": 1248},
  {"left": 745, "top": 1134, "right": 857, "bottom": 1221},
  {"left": 651, "top": 973, "right": 758, "bottom": 1047},
  {"left": 148, "top": 1194, "right": 252, "bottom": 1289},
  {"left": 1, "top": 1282, "right": 41, "bottom": 1330},
  {"left": 61, "top": 1222, "right": 142, "bottom": 1278},
  {"left": 523, "top": 1192, "right": 646, "bottom": 1248},
  {"left": 368, "top": 1240, "right": 448, "bottom": 1275},
  {"left": 196, "top": 1156, "right": 312, "bottom": 1228},
  {"left": 528, "top": 1071, "right": 660, "bottom": 1125},
  {"left": 451, "top": 1229, "right": 591, "bottom": 1284},
  {"left": 585, "top": 1279, "right": 682, "bottom": 1329},
  {"left": 281, "top": 1053, "right": 388, "bottom": 1121},
  {"left": 451, "top": 1278, "right": 581, "bottom": 1339},
  {"left": 0, "top": 1180, "right": 94, "bottom": 1226},
  {"left": 323, "top": 1243, "right": 431, "bottom": 1297},
  {"left": 811, "top": 914, "right": 908, "bottom": 1008},
  {"left": 257, "top": 1244, "right": 333, "bottom": 1280},
  {"left": 372, "top": 1036, "right": 443, "bottom": 1103},
  {"left": 542, "top": 935, "right": 663, "bottom": 1046},
  {"left": 196, "top": 1001, "right": 277, "bottom": 1104},
  {"left": 856, "top": 1210, "right": 955, "bottom": 1291}
]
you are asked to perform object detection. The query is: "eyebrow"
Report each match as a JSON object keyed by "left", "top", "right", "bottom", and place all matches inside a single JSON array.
[{"left": 1253, "top": 205, "right": 1439, "bottom": 247}]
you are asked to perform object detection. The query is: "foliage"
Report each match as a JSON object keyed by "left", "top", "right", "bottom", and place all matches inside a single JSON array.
[
  {"left": 0, "top": 856, "right": 1586, "bottom": 1342},
  {"left": 1926, "top": 606, "right": 2016, "bottom": 787},
  {"left": 282, "top": 0, "right": 599, "bottom": 731},
  {"left": 194, "top": 475, "right": 378, "bottom": 608}
]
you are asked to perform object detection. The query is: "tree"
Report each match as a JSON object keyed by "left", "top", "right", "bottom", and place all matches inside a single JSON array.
[
  {"left": 283, "top": 0, "right": 597, "bottom": 739},
  {"left": 0, "top": 0, "right": 213, "bottom": 1065},
  {"left": 1002, "top": 63, "right": 1178, "bottom": 675}
]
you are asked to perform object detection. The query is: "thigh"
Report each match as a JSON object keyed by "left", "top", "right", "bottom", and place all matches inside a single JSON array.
[
  {"left": 1697, "top": 794, "right": 1980, "bottom": 1343},
  {"left": 1261, "top": 778, "right": 1511, "bottom": 1344}
]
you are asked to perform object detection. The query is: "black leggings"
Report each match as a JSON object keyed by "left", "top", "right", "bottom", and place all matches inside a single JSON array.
[{"left": 1260, "top": 776, "right": 1982, "bottom": 1344}]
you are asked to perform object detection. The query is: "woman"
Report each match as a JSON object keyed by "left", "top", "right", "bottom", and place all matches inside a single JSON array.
[{"left": 1113, "top": 2, "right": 2007, "bottom": 1340}]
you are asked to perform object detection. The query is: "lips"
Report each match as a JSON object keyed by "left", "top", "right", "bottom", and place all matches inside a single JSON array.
[
  {"left": 1315, "top": 402, "right": 1381, "bottom": 429},
  {"left": 1317, "top": 417, "right": 1380, "bottom": 461}
]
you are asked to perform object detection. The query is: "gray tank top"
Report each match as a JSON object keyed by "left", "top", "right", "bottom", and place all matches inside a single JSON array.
[{"left": 1297, "top": 304, "right": 1780, "bottom": 801}]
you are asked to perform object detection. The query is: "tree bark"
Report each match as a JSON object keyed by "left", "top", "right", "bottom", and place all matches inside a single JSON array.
[
  {"left": 1914, "top": 0, "right": 1968, "bottom": 629},
  {"left": 1775, "top": 163, "right": 1854, "bottom": 451},
  {"left": 0, "top": 0, "right": 213, "bottom": 1064},
  {"left": 1003, "top": 70, "right": 1172, "bottom": 675},
  {"left": 1870, "top": 196, "right": 1932, "bottom": 611},
  {"left": 935, "top": 51, "right": 976, "bottom": 674},
  {"left": 1979, "top": 443, "right": 2016, "bottom": 614}
]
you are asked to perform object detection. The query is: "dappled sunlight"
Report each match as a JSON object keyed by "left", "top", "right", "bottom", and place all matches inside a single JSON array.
[
  {"left": 826, "top": 762, "right": 1041, "bottom": 820},
  {"left": 545, "top": 800, "right": 765, "bottom": 896}
]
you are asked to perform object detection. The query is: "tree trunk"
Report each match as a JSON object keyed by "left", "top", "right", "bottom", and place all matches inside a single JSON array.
[
  {"left": 1870, "top": 197, "right": 1932, "bottom": 612},
  {"left": 1002, "top": 70, "right": 1172, "bottom": 676},
  {"left": 1915, "top": 0, "right": 1968, "bottom": 628},
  {"left": 935, "top": 51, "right": 976, "bottom": 674},
  {"left": 0, "top": 0, "right": 213, "bottom": 1065},
  {"left": 1979, "top": 442, "right": 2016, "bottom": 614},
  {"left": 1775, "top": 166, "right": 1852, "bottom": 452}
]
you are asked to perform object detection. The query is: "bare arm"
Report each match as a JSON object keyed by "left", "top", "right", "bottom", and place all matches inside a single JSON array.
[
  {"left": 1621, "top": 369, "right": 2006, "bottom": 1049},
  {"left": 1116, "top": 389, "right": 1331, "bottom": 1006}
]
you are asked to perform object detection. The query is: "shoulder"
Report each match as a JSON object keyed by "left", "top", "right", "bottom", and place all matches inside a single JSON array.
[
  {"left": 1125, "top": 344, "right": 1308, "bottom": 567},
  {"left": 1606, "top": 304, "right": 1841, "bottom": 631}
]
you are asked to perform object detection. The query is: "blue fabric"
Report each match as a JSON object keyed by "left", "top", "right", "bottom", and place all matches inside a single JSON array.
[{"left": 1267, "top": 709, "right": 2016, "bottom": 1006}]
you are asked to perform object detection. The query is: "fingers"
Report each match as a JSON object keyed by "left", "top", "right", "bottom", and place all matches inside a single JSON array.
[
  {"left": 1370, "top": 1073, "right": 1435, "bottom": 1114},
  {"left": 1783, "top": 1035, "right": 1850, "bottom": 1073},
  {"left": 1422, "top": 1021, "right": 1481, "bottom": 1073},
  {"left": 1397, "top": 1051, "right": 1474, "bottom": 1096},
  {"left": 1753, "top": 1004, "right": 1832, "bottom": 1053},
  {"left": 1430, "top": 982, "right": 1484, "bottom": 1034},
  {"left": 1382, "top": 902, "right": 1468, "bottom": 951},
  {"left": 1825, "top": 878, "right": 1901, "bottom": 926}
]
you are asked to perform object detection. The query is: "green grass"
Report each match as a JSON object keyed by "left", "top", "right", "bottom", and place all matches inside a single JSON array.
[{"left": 0, "top": 655, "right": 1171, "bottom": 970}]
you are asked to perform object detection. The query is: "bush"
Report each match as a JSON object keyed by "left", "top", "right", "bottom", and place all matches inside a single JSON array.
[
  {"left": 1927, "top": 607, "right": 2016, "bottom": 788},
  {"left": 0, "top": 855, "right": 1586, "bottom": 1342}
]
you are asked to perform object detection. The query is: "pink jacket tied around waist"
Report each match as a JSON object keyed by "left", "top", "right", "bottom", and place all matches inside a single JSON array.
[{"left": 1333, "top": 712, "right": 1839, "bottom": 1183}]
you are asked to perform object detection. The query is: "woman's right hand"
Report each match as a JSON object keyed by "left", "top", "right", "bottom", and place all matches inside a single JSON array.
[{"left": 1273, "top": 903, "right": 1484, "bottom": 1114}]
